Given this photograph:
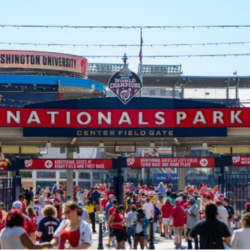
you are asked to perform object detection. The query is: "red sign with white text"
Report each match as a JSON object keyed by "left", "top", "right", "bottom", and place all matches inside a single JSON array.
[
  {"left": 126, "top": 157, "right": 215, "bottom": 168},
  {"left": 0, "top": 108, "right": 250, "bottom": 128},
  {"left": 24, "top": 159, "right": 113, "bottom": 170},
  {"left": 232, "top": 156, "right": 250, "bottom": 166}
]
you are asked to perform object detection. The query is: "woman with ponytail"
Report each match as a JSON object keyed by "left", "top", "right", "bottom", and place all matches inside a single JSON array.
[{"left": 51, "top": 201, "right": 92, "bottom": 249}]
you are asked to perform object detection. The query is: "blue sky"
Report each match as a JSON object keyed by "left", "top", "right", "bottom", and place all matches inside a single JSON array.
[{"left": 0, "top": 0, "right": 250, "bottom": 76}]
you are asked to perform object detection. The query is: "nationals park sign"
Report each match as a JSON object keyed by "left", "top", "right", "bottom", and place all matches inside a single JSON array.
[{"left": 1, "top": 97, "right": 250, "bottom": 138}]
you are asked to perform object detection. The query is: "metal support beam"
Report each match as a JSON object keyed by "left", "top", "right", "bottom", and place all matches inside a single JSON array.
[
  {"left": 174, "top": 147, "right": 186, "bottom": 191},
  {"left": 226, "top": 78, "right": 230, "bottom": 99},
  {"left": 236, "top": 78, "right": 240, "bottom": 99},
  {"left": 66, "top": 150, "right": 74, "bottom": 199}
]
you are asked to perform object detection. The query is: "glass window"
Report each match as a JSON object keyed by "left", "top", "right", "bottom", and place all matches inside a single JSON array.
[
  {"left": 79, "top": 172, "right": 90, "bottom": 179},
  {"left": 60, "top": 172, "right": 75, "bottom": 178},
  {"left": 37, "top": 171, "right": 56, "bottom": 178},
  {"left": 36, "top": 181, "right": 55, "bottom": 189},
  {"left": 92, "top": 173, "right": 100, "bottom": 180},
  {"left": 78, "top": 182, "right": 91, "bottom": 190},
  {"left": 20, "top": 171, "right": 32, "bottom": 178}
]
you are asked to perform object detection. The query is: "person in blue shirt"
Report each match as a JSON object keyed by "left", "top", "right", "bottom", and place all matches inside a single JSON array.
[
  {"left": 153, "top": 204, "right": 161, "bottom": 237},
  {"left": 156, "top": 182, "right": 166, "bottom": 198},
  {"left": 105, "top": 195, "right": 114, "bottom": 222},
  {"left": 129, "top": 183, "right": 136, "bottom": 190}
]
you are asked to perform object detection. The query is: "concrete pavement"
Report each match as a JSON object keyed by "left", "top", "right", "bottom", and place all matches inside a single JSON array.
[{"left": 90, "top": 224, "right": 188, "bottom": 249}]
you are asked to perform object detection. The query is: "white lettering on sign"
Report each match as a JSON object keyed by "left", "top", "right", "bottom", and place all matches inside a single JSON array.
[
  {"left": 7, "top": 111, "right": 20, "bottom": 124},
  {"left": 77, "top": 112, "right": 91, "bottom": 125},
  {"left": 27, "top": 111, "right": 41, "bottom": 124},
  {"left": 213, "top": 111, "right": 224, "bottom": 124},
  {"left": 231, "top": 110, "right": 242, "bottom": 124},
  {"left": 193, "top": 111, "right": 206, "bottom": 124},
  {"left": 47, "top": 111, "right": 59, "bottom": 124},
  {"left": 139, "top": 112, "right": 148, "bottom": 125},
  {"left": 118, "top": 112, "right": 132, "bottom": 125},
  {"left": 155, "top": 112, "right": 165, "bottom": 125},
  {"left": 66, "top": 111, "right": 71, "bottom": 124},
  {"left": 176, "top": 112, "right": 187, "bottom": 124},
  {"left": 98, "top": 112, "right": 111, "bottom": 125}
]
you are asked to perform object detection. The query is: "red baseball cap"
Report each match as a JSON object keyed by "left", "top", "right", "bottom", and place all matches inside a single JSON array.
[
  {"left": 130, "top": 204, "right": 137, "bottom": 209},
  {"left": 175, "top": 199, "right": 180, "bottom": 204},
  {"left": 216, "top": 199, "right": 222, "bottom": 205},
  {"left": 245, "top": 202, "right": 250, "bottom": 208}
]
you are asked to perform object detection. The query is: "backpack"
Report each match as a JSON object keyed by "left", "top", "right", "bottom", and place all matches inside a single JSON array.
[{"left": 203, "top": 229, "right": 224, "bottom": 249}]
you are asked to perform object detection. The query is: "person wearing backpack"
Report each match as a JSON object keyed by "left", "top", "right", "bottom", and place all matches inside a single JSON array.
[{"left": 188, "top": 203, "right": 231, "bottom": 249}]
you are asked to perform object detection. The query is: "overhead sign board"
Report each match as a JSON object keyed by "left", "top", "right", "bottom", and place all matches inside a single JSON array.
[
  {"left": 24, "top": 159, "right": 113, "bottom": 170},
  {"left": 108, "top": 71, "right": 142, "bottom": 104},
  {"left": 0, "top": 50, "right": 87, "bottom": 76},
  {"left": 232, "top": 156, "right": 250, "bottom": 166},
  {"left": 126, "top": 157, "right": 215, "bottom": 168}
]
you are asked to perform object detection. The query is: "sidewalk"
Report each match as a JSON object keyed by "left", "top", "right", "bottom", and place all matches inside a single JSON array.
[{"left": 91, "top": 224, "right": 188, "bottom": 249}]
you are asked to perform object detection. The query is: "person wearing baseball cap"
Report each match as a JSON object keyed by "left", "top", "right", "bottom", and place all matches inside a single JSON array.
[
  {"left": 186, "top": 197, "right": 199, "bottom": 249},
  {"left": 77, "top": 201, "right": 90, "bottom": 222},
  {"left": 216, "top": 199, "right": 229, "bottom": 225},
  {"left": 244, "top": 202, "right": 250, "bottom": 214},
  {"left": 126, "top": 204, "right": 137, "bottom": 248},
  {"left": 53, "top": 198, "right": 62, "bottom": 221}
]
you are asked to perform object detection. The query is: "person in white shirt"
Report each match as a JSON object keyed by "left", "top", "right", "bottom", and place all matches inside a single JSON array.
[
  {"left": 0, "top": 209, "right": 52, "bottom": 249},
  {"left": 142, "top": 197, "right": 154, "bottom": 240},
  {"left": 33, "top": 200, "right": 43, "bottom": 226},
  {"left": 231, "top": 213, "right": 250, "bottom": 249},
  {"left": 143, "top": 198, "right": 154, "bottom": 220},
  {"left": 216, "top": 200, "right": 229, "bottom": 226}
]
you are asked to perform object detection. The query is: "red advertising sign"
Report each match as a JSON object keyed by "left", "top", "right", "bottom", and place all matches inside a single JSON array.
[
  {"left": 24, "top": 159, "right": 113, "bottom": 170},
  {"left": 0, "top": 50, "right": 87, "bottom": 76},
  {"left": 0, "top": 108, "right": 250, "bottom": 128},
  {"left": 126, "top": 157, "right": 215, "bottom": 168},
  {"left": 232, "top": 156, "right": 250, "bottom": 166}
]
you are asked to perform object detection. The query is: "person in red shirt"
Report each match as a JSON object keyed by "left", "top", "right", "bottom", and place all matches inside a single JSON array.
[
  {"left": 161, "top": 198, "right": 173, "bottom": 239},
  {"left": 109, "top": 205, "right": 125, "bottom": 250},
  {"left": 181, "top": 199, "right": 190, "bottom": 240},
  {"left": 106, "top": 200, "right": 118, "bottom": 248},
  {"left": 18, "top": 194, "right": 26, "bottom": 212},
  {"left": 53, "top": 198, "right": 62, "bottom": 221},
  {"left": 170, "top": 200, "right": 185, "bottom": 249},
  {"left": 0, "top": 201, "right": 36, "bottom": 242},
  {"left": 26, "top": 206, "right": 37, "bottom": 231},
  {"left": 101, "top": 194, "right": 108, "bottom": 211}
]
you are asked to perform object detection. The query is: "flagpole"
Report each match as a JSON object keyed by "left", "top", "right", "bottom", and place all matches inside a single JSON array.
[{"left": 139, "top": 28, "right": 143, "bottom": 96}]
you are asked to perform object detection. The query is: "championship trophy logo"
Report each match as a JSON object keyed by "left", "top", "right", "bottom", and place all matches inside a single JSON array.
[{"left": 108, "top": 54, "right": 142, "bottom": 105}]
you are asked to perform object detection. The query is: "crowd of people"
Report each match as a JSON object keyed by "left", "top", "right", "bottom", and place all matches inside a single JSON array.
[{"left": 0, "top": 181, "right": 249, "bottom": 249}]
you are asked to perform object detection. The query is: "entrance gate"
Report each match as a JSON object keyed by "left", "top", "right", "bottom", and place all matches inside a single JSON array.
[
  {"left": 0, "top": 178, "right": 14, "bottom": 211},
  {"left": 225, "top": 174, "right": 250, "bottom": 224}
]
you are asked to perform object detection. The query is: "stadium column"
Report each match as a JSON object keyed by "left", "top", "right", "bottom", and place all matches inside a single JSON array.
[
  {"left": 174, "top": 147, "right": 187, "bottom": 191},
  {"left": 66, "top": 149, "right": 74, "bottom": 199}
]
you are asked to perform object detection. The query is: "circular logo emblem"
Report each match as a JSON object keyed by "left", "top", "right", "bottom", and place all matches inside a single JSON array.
[
  {"left": 232, "top": 156, "right": 240, "bottom": 163},
  {"left": 126, "top": 158, "right": 135, "bottom": 166},
  {"left": 120, "top": 90, "right": 131, "bottom": 101},
  {"left": 200, "top": 158, "right": 208, "bottom": 167},
  {"left": 25, "top": 159, "right": 33, "bottom": 168},
  {"left": 44, "top": 160, "right": 53, "bottom": 169}
]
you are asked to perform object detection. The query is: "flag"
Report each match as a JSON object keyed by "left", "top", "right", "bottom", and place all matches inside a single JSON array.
[{"left": 233, "top": 71, "right": 237, "bottom": 75}]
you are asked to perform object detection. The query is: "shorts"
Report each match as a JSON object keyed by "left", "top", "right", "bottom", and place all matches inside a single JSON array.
[
  {"left": 173, "top": 227, "right": 183, "bottom": 235},
  {"left": 113, "top": 229, "right": 124, "bottom": 242},
  {"left": 95, "top": 204, "right": 100, "bottom": 212},
  {"left": 109, "top": 227, "right": 115, "bottom": 237},
  {"left": 162, "top": 218, "right": 173, "bottom": 226}
]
